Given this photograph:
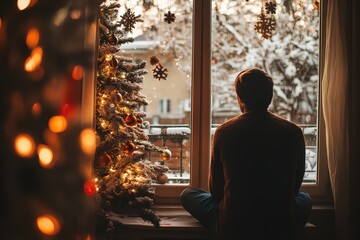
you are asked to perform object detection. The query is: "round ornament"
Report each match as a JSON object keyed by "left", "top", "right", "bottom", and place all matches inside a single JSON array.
[
  {"left": 125, "top": 113, "right": 138, "bottom": 126},
  {"left": 108, "top": 34, "right": 118, "bottom": 45},
  {"left": 99, "top": 152, "right": 112, "bottom": 167},
  {"left": 160, "top": 149, "right": 172, "bottom": 161},
  {"left": 157, "top": 173, "right": 168, "bottom": 184},
  {"left": 111, "top": 92, "right": 122, "bottom": 103},
  {"left": 110, "top": 58, "right": 118, "bottom": 67},
  {"left": 123, "top": 142, "right": 135, "bottom": 155}
]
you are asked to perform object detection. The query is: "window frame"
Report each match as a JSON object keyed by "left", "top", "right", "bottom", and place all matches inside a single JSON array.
[{"left": 144, "top": 0, "right": 331, "bottom": 203}]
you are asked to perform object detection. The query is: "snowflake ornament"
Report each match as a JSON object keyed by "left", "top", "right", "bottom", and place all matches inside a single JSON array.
[
  {"left": 120, "top": 9, "right": 142, "bottom": 32},
  {"left": 254, "top": 12, "right": 276, "bottom": 39},
  {"left": 164, "top": 11, "right": 176, "bottom": 24},
  {"left": 153, "top": 64, "right": 168, "bottom": 81},
  {"left": 265, "top": 1, "right": 277, "bottom": 14}
]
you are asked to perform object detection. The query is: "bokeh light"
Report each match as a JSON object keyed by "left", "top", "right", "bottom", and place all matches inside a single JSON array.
[
  {"left": 36, "top": 215, "right": 61, "bottom": 236},
  {"left": 37, "top": 145, "right": 54, "bottom": 168},
  {"left": 17, "top": 0, "right": 31, "bottom": 11},
  {"left": 71, "top": 65, "right": 84, "bottom": 80},
  {"left": 24, "top": 47, "right": 43, "bottom": 72},
  {"left": 79, "top": 128, "right": 96, "bottom": 155},
  {"left": 48, "top": 116, "right": 67, "bottom": 133},
  {"left": 14, "top": 134, "right": 36, "bottom": 158},
  {"left": 26, "top": 28, "right": 39, "bottom": 49},
  {"left": 32, "top": 102, "right": 42, "bottom": 116},
  {"left": 84, "top": 179, "right": 96, "bottom": 196}
]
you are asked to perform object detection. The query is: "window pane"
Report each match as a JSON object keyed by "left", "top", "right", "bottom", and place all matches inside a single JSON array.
[
  {"left": 211, "top": 0, "right": 320, "bottom": 183},
  {"left": 121, "top": 0, "right": 193, "bottom": 184}
]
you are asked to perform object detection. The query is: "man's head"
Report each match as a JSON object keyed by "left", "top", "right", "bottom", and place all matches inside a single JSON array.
[{"left": 234, "top": 67, "right": 273, "bottom": 111}]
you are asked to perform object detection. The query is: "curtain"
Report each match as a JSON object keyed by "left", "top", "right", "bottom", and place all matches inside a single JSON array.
[
  {"left": 322, "top": 0, "right": 349, "bottom": 238},
  {"left": 322, "top": 0, "right": 359, "bottom": 240}
]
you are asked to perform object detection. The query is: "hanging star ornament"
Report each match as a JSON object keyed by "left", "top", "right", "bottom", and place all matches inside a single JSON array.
[
  {"left": 164, "top": 11, "right": 176, "bottom": 24},
  {"left": 119, "top": 9, "right": 143, "bottom": 32}
]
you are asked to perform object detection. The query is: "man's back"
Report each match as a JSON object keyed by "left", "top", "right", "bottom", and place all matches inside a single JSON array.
[{"left": 210, "top": 110, "right": 305, "bottom": 239}]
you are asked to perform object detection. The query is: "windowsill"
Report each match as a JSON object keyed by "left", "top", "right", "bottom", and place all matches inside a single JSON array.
[{"left": 99, "top": 203, "right": 335, "bottom": 240}]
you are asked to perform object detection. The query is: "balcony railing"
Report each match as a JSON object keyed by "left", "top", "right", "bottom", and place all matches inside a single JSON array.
[{"left": 146, "top": 124, "right": 317, "bottom": 184}]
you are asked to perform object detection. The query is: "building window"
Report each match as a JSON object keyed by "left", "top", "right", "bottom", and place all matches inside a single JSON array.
[{"left": 159, "top": 98, "right": 171, "bottom": 115}]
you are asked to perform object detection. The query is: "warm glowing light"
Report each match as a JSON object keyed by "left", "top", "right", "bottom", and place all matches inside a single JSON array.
[
  {"left": 0, "top": 18, "right": 3, "bottom": 30},
  {"left": 14, "top": 134, "right": 35, "bottom": 158},
  {"left": 24, "top": 47, "right": 43, "bottom": 72},
  {"left": 70, "top": 9, "right": 82, "bottom": 20},
  {"left": 37, "top": 145, "right": 54, "bottom": 168},
  {"left": 84, "top": 179, "right": 96, "bottom": 195},
  {"left": 120, "top": 72, "right": 126, "bottom": 79},
  {"left": 105, "top": 53, "right": 113, "bottom": 61},
  {"left": 103, "top": 65, "right": 111, "bottom": 75},
  {"left": 26, "top": 28, "right": 39, "bottom": 49},
  {"left": 85, "top": 234, "right": 91, "bottom": 240},
  {"left": 17, "top": 0, "right": 31, "bottom": 10},
  {"left": 48, "top": 116, "right": 67, "bottom": 133},
  {"left": 32, "top": 102, "right": 42, "bottom": 116},
  {"left": 71, "top": 65, "right": 83, "bottom": 80},
  {"left": 36, "top": 215, "right": 61, "bottom": 235},
  {"left": 79, "top": 128, "right": 96, "bottom": 155}
]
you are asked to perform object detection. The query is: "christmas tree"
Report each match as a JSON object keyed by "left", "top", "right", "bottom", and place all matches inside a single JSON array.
[{"left": 95, "top": 1, "right": 169, "bottom": 230}]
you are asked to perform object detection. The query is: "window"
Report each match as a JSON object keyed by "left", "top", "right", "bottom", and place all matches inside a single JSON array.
[{"left": 120, "top": 0, "right": 328, "bottom": 200}]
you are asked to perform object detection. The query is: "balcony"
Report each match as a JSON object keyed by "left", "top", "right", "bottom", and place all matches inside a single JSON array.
[{"left": 145, "top": 124, "right": 318, "bottom": 184}]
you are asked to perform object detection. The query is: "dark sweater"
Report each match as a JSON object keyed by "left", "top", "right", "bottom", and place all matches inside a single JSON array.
[{"left": 209, "top": 110, "right": 305, "bottom": 239}]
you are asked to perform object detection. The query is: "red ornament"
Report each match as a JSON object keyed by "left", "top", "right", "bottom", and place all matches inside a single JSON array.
[
  {"left": 99, "top": 152, "right": 112, "bottom": 167},
  {"left": 125, "top": 113, "right": 138, "bottom": 126},
  {"left": 84, "top": 179, "right": 96, "bottom": 196},
  {"left": 123, "top": 142, "right": 135, "bottom": 155}
]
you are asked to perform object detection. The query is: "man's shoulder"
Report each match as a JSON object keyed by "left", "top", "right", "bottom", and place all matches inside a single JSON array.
[{"left": 270, "top": 113, "right": 301, "bottom": 127}]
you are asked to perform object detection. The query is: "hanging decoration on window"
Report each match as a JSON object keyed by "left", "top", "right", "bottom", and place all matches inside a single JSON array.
[
  {"left": 153, "top": 63, "right": 168, "bottom": 81},
  {"left": 254, "top": 10, "right": 276, "bottom": 39},
  {"left": 254, "top": 0, "right": 276, "bottom": 39},
  {"left": 119, "top": 8, "right": 143, "bottom": 32},
  {"left": 149, "top": 55, "right": 160, "bottom": 65},
  {"left": 164, "top": 10, "right": 176, "bottom": 24},
  {"left": 265, "top": 1, "right": 277, "bottom": 14},
  {"left": 150, "top": 56, "right": 168, "bottom": 81}
]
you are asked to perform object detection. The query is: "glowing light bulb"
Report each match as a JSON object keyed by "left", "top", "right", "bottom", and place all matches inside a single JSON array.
[
  {"left": 48, "top": 116, "right": 67, "bottom": 133},
  {"left": 79, "top": 128, "right": 96, "bottom": 155},
  {"left": 17, "top": 0, "right": 31, "bottom": 10},
  {"left": 37, "top": 145, "right": 54, "bottom": 168},
  {"left": 71, "top": 65, "right": 83, "bottom": 80},
  {"left": 36, "top": 214, "right": 61, "bottom": 236},
  {"left": 14, "top": 134, "right": 35, "bottom": 158}
]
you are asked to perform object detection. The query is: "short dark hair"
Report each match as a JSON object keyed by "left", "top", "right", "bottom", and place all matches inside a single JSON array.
[{"left": 234, "top": 67, "right": 273, "bottom": 110}]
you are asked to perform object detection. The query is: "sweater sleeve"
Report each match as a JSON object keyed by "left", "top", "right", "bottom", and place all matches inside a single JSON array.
[
  {"left": 209, "top": 129, "right": 225, "bottom": 203},
  {"left": 294, "top": 127, "right": 306, "bottom": 193}
]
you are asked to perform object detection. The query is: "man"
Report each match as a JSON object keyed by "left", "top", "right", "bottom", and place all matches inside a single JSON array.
[{"left": 181, "top": 67, "right": 312, "bottom": 239}]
